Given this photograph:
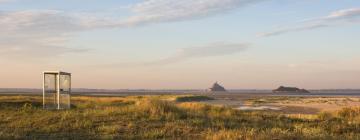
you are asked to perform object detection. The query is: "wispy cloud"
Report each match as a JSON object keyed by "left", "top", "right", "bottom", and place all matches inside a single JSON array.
[
  {"left": 150, "top": 42, "right": 249, "bottom": 65},
  {"left": 322, "top": 8, "right": 360, "bottom": 21},
  {"left": 258, "top": 8, "right": 360, "bottom": 37},
  {"left": 0, "top": 0, "right": 264, "bottom": 60},
  {"left": 0, "top": 10, "right": 103, "bottom": 60},
  {"left": 106, "top": 42, "right": 249, "bottom": 67},
  {"left": 122, "top": 0, "right": 265, "bottom": 26},
  {"left": 0, "top": 45, "right": 87, "bottom": 59},
  {"left": 258, "top": 24, "right": 329, "bottom": 37}
]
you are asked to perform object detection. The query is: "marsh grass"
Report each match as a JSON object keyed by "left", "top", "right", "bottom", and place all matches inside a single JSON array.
[
  {"left": 0, "top": 95, "right": 360, "bottom": 139},
  {"left": 246, "top": 96, "right": 304, "bottom": 105},
  {"left": 175, "top": 95, "right": 214, "bottom": 102}
]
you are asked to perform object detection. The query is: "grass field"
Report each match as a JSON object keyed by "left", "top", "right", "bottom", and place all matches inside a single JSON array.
[{"left": 1, "top": 95, "right": 360, "bottom": 139}]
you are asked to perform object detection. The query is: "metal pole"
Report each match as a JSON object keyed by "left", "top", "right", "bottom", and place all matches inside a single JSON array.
[
  {"left": 69, "top": 75, "right": 71, "bottom": 109},
  {"left": 42, "top": 72, "right": 45, "bottom": 109},
  {"left": 57, "top": 73, "right": 60, "bottom": 110}
]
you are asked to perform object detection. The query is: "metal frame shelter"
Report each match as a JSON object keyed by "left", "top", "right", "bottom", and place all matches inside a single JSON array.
[{"left": 43, "top": 71, "right": 71, "bottom": 109}]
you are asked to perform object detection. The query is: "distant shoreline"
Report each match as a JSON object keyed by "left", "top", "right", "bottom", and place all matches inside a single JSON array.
[
  {"left": 1, "top": 91, "right": 360, "bottom": 97},
  {"left": 1, "top": 88, "right": 360, "bottom": 93}
]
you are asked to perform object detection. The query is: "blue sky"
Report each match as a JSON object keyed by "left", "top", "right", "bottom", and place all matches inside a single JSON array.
[{"left": 0, "top": 0, "right": 359, "bottom": 89}]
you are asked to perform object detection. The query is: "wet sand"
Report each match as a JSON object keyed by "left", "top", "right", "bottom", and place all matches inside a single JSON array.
[{"left": 201, "top": 94, "right": 360, "bottom": 114}]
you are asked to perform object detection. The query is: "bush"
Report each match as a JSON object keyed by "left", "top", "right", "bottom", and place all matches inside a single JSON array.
[
  {"left": 337, "top": 107, "right": 360, "bottom": 120},
  {"left": 318, "top": 112, "right": 333, "bottom": 121},
  {"left": 175, "top": 96, "right": 214, "bottom": 102},
  {"left": 134, "top": 99, "right": 186, "bottom": 119}
]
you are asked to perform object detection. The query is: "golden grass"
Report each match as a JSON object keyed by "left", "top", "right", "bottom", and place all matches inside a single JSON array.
[{"left": 1, "top": 95, "right": 360, "bottom": 139}]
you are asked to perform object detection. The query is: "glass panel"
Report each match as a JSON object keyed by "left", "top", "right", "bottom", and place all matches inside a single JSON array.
[
  {"left": 60, "top": 74, "right": 71, "bottom": 109},
  {"left": 44, "top": 73, "right": 57, "bottom": 109},
  {"left": 60, "top": 75, "right": 70, "bottom": 93},
  {"left": 45, "top": 74, "right": 56, "bottom": 93},
  {"left": 60, "top": 93, "right": 70, "bottom": 109},
  {"left": 43, "top": 73, "right": 71, "bottom": 109}
]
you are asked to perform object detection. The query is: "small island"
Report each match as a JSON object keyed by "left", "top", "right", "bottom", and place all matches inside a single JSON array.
[
  {"left": 273, "top": 86, "right": 310, "bottom": 93},
  {"left": 208, "top": 82, "right": 227, "bottom": 92}
]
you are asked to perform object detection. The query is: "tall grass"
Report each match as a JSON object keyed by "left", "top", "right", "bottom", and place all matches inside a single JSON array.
[
  {"left": 0, "top": 95, "right": 360, "bottom": 139},
  {"left": 175, "top": 95, "right": 214, "bottom": 102}
]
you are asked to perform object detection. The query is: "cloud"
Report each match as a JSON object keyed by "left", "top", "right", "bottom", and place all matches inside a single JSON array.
[
  {"left": 258, "top": 8, "right": 360, "bottom": 37},
  {"left": 258, "top": 24, "right": 329, "bottom": 37},
  {"left": 0, "top": 0, "right": 267, "bottom": 30},
  {"left": 323, "top": 8, "right": 360, "bottom": 20},
  {"left": 0, "top": 45, "right": 87, "bottom": 59},
  {"left": 0, "top": 10, "right": 97, "bottom": 60},
  {"left": 125, "top": 42, "right": 249, "bottom": 66},
  {"left": 0, "top": 0, "right": 264, "bottom": 60},
  {"left": 122, "top": 0, "right": 266, "bottom": 26}
]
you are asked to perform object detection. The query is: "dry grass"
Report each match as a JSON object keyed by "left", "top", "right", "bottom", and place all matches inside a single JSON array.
[{"left": 1, "top": 95, "right": 360, "bottom": 139}]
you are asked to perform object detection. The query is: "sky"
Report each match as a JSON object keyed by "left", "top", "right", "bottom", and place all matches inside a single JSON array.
[{"left": 0, "top": 0, "right": 359, "bottom": 89}]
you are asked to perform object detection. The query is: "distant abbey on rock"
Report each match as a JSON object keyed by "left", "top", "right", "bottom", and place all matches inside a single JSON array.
[
  {"left": 273, "top": 86, "right": 310, "bottom": 93},
  {"left": 208, "top": 82, "right": 227, "bottom": 92}
]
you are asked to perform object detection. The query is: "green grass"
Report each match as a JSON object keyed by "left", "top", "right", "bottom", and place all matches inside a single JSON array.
[
  {"left": 246, "top": 96, "right": 304, "bottom": 104},
  {"left": 175, "top": 95, "right": 214, "bottom": 102},
  {"left": 0, "top": 95, "right": 360, "bottom": 139}
]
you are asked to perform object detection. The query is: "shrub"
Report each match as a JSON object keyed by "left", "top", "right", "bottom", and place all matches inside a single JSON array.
[
  {"left": 175, "top": 96, "right": 214, "bottom": 102},
  {"left": 318, "top": 112, "right": 333, "bottom": 121},
  {"left": 134, "top": 99, "right": 185, "bottom": 119},
  {"left": 337, "top": 107, "right": 360, "bottom": 120}
]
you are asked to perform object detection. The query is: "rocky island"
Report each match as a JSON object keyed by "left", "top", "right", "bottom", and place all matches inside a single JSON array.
[
  {"left": 273, "top": 86, "right": 310, "bottom": 93},
  {"left": 208, "top": 82, "right": 227, "bottom": 92}
]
